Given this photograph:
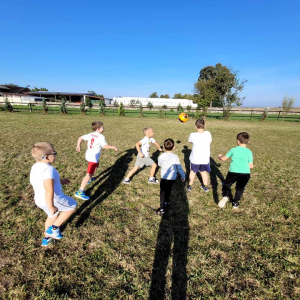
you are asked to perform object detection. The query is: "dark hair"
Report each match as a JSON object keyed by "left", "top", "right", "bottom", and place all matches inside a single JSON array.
[
  {"left": 195, "top": 119, "right": 205, "bottom": 129},
  {"left": 237, "top": 132, "right": 250, "bottom": 144},
  {"left": 92, "top": 121, "right": 103, "bottom": 131},
  {"left": 164, "top": 138, "right": 175, "bottom": 151}
]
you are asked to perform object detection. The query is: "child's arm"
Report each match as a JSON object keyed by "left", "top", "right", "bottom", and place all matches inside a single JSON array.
[
  {"left": 218, "top": 154, "right": 229, "bottom": 162},
  {"left": 76, "top": 136, "right": 83, "bottom": 152},
  {"left": 135, "top": 141, "right": 143, "bottom": 157},
  {"left": 103, "top": 145, "right": 118, "bottom": 152},
  {"left": 43, "top": 179, "right": 58, "bottom": 215},
  {"left": 154, "top": 142, "right": 163, "bottom": 152},
  {"left": 249, "top": 163, "right": 254, "bottom": 169},
  {"left": 177, "top": 164, "right": 186, "bottom": 182}
]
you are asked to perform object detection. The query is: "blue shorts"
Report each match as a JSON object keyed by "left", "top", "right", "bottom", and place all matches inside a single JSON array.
[{"left": 190, "top": 163, "right": 211, "bottom": 173}]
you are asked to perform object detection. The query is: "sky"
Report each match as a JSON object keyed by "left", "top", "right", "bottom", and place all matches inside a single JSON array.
[{"left": 1, "top": 0, "right": 299, "bottom": 107}]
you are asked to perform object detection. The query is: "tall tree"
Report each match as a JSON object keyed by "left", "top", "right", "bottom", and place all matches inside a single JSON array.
[
  {"left": 194, "top": 63, "right": 246, "bottom": 117},
  {"left": 160, "top": 94, "right": 170, "bottom": 98},
  {"left": 173, "top": 93, "right": 183, "bottom": 99},
  {"left": 149, "top": 92, "right": 158, "bottom": 98}
]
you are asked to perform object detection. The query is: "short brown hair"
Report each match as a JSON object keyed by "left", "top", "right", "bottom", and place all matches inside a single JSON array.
[
  {"left": 163, "top": 138, "right": 174, "bottom": 151},
  {"left": 31, "top": 142, "right": 54, "bottom": 161},
  {"left": 92, "top": 121, "right": 103, "bottom": 131},
  {"left": 237, "top": 132, "right": 250, "bottom": 144},
  {"left": 195, "top": 119, "right": 205, "bottom": 129}
]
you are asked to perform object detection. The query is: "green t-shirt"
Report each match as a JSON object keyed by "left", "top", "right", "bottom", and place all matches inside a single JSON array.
[{"left": 226, "top": 146, "right": 253, "bottom": 174}]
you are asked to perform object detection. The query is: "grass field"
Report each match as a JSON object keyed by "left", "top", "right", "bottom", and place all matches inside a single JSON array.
[{"left": 0, "top": 113, "right": 299, "bottom": 299}]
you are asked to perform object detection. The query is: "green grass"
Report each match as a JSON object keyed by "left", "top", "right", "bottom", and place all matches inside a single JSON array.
[{"left": 0, "top": 113, "right": 299, "bottom": 299}]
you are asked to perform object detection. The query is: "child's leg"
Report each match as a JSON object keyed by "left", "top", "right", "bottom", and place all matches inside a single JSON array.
[
  {"left": 160, "top": 179, "right": 167, "bottom": 209},
  {"left": 200, "top": 171, "right": 209, "bottom": 186},
  {"left": 79, "top": 173, "right": 92, "bottom": 191},
  {"left": 189, "top": 170, "right": 196, "bottom": 186},
  {"left": 53, "top": 209, "right": 76, "bottom": 227},
  {"left": 45, "top": 215, "right": 58, "bottom": 234},
  {"left": 126, "top": 166, "right": 140, "bottom": 179},
  {"left": 222, "top": 172, "right": 238, "bottom": 197},
  {"left": 234, "top": 174, "right": 250, "bottom": 202},
  {"left": 150, "top": 163, "right": 157, "bottom": 178}
]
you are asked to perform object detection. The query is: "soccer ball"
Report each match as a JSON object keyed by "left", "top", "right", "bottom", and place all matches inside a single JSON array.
[{"left": 178, "top": 112, "right": 188, "bottom": 123}]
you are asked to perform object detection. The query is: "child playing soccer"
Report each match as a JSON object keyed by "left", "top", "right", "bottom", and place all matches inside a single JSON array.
[
  {"left": 75, "top": 121, "right": 118, "bottom": 200},
  {"left": 30, "top": 142, "right": 77, "bottom": 247},
  {"left": 157, "top": 139, "right": 185, "bottom": 215},
  {"left": 187, "top": 119, "right": 212, "bottom": 192},
  {"left": 218, "top": 132, "right": 254, "bottom": 209},
  {"left": 123, "top": 127, "right": 162, "bottom": 184}
]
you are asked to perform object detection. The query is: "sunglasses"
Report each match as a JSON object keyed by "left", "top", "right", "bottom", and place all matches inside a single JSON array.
[{"left": 43, "top": 151, "right": 57, "bottom": 159}]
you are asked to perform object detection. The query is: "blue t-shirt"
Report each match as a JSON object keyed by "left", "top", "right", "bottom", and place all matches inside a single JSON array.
[{"left": 226, "top": 146, "right": 253, "bottom": 174}]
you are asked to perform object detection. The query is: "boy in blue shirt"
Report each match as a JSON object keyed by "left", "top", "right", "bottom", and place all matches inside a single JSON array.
[{"left": 218, "top": 132, "right": 254, "bottom": 209}]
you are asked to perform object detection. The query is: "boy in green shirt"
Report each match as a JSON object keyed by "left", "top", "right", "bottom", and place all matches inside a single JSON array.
[{"left": 218, "top": 132, "right": 254, "bottom": 209}]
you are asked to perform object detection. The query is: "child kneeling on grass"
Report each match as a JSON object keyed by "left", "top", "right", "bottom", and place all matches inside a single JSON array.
[
  {"left": 218, "top": 132, "right": 254, "bottom": 209},
  {"left": 157, "top": 138, "right": 185, "bottom": 216},
  {"left": 30, "top": 142, "right": 77, "bottom": 247}
]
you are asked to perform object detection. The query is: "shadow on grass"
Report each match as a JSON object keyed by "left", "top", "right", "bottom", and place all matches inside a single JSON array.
[
  {"left": 61, "top": 148, "right": 136, "bottom": 230},
  {"left": 149, "top": 181, "right": 189, "bottom": 300},
  {"left": 210, "top": 157, "right": 225, "bottom": 205}
]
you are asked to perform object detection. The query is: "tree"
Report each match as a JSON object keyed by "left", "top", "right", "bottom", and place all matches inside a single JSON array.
[
  {"left": 99, "top": 100, "right": 106, "bottom": 115},
  {"left": 139, "top": 103, "right": 144, "bottom": 117},
  {"left": 162, "top": 105, "right": 168, "bottom": 110},
  {"left": 31, "top": 87, "right": 48, "bottom": 92},
  {"left": 113, "top": 100, "right": 119, "bottom": 108},
  {"left": 118, "top": 102, "right": 125, "bottom": 116},
  {"left": 158, "top": 107, "right": 164, "bottom": 118},
  {"left": 160, "top": 94, "right": 170, "bottom": 98},
  {"left": 194, "top": 63, "right": 247, "bottom": 118},
  {"left": 80, "top": 102, "right": 86, "bottom": 115},
  {"left": 42, "top": 98, "right": 48, "bottom": 113},
  {"left": 149, "top": 92, "right": 158, "bottom": 98},
  {"left": 85, "top": 97, "right": 93, "bottom": 110},
  {"left": 4, "top": 97, "right": 13, "bottom": 112},
  {"left": 147, "top": 101, "right": 153, "bottom": 110},
  {"left": 173, "top": 93, "right": 183, "bottom": 99},
  {"left": 282, "top": 96, "right": 295, "bottom": 115},
  {"left": 60, "top": 97, "right": 68, "bottom": 114},
  {"left": 129, "top": 99, "right": 139, "bottom": 108},
  {"left": 177, "top": 103, "right": 184, "bottom": 113},
  {"left": 186, "top": 105, "right": 192, "bottom": 112}
]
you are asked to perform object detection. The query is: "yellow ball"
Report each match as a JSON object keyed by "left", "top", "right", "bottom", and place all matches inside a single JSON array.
[{"left": 178, "top": 112, "right": 189, "bottom": 123}]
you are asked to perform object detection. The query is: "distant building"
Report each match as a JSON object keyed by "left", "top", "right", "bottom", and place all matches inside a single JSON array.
[{"left": 112, "top": 97, "right": 197, "bottom": 108}]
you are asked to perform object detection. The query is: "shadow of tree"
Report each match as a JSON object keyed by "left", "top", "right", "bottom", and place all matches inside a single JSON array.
[
  {"left": 61, "top": 148, "right": 136, "bottom": 230},
  {"left": 149, "top": 180, "right": 189, "bottom": 300}
]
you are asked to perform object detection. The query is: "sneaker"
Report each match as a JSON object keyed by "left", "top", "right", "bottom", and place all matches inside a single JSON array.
[
  {"left": 41, "top": 237, "right": 53, "bottom": 247},
  {"left": 187, "top": 185, "right": 192, "bottom": 192},
  {"left": 232, "top": 202, "right": 239, "bottom": 209},
  {"left": 75, "top": 190, "right": 90, "bottom": 201},
  {"left": 87, "top": 177, "right": 96, "bottom": 185},
  {"left": 201, "top": 185, "right": 209, "bottom": 192},
  {"left": 156, "top": 209, "right": 165, "bottom": 216},
  {"left": 46, "top": 226, "right": 63, "bottom": 240},
  {"left": 218, "top": 196, "right": 229, "bottom": 208},
  {"left": 123, "top": 178, "right": 131, "bottom": 184},
  {"left": 148, "top": 177, "right": 159, "bottom": 184}
]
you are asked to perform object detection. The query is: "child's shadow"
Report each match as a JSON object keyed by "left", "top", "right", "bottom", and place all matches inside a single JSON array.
[
  {"left": 61, "top": 148, "right": 136, "bottom": 229},
  {"left": 209, "top": 157, "right": 226, "bottom": 204}
]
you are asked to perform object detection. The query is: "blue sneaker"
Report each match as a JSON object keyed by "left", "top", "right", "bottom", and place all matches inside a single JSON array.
[
  {"left": 41, "top": 237, "right": 53, "bottom": 247},
  {"left": 75, "top": 190, "right": 90, "bottom": 201},
  {"left": 187, "top": 185, "right": 192, "bottom": 192},
  {"left": 46, "top": 226, "right": 63, "bottom": 240},
  {"left": 87, "top": 177, "right": 96, "bottom": 185}
]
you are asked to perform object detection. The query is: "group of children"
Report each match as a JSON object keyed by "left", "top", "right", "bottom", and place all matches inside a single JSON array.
[{"left": 30, "top": 119, "right": 254, "bottom": 246}]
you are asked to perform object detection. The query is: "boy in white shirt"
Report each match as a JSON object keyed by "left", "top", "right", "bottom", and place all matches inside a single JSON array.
[
  {"left": 187, "top": 119, "right": 212, "bottom": 192},
  {"left": 123, "top": 127, "right": 162, "bottom": 184},
  {"left": 157, "top": 139, "right": 185, "bottom": 215},
  {"left": 30, "top": 142, "right": 77, "bottom": 247},
  {"left": 75, "top": 121, "right": 118, "bottom": 200}
]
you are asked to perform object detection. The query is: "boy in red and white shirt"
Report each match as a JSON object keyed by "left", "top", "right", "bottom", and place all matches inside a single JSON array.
[{"left": 75, "top": 121, "right": 118, "bottom": 200}]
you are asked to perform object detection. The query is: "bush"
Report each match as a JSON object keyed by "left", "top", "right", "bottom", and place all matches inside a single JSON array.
[
  {"left": 158, "top": 107, "right": 164, "bottom": 118},
  {"left": 80, "top": 102, "right": 86, "bottom": 115},
  {"left": 260, "top": 107, "right": 268, "bottom": 121},
  {"left": 42, "top": 99, "right": 48, "bottom": 114},
  {"left": 177, "top": 103, "right": 183, "bottom": 112},
  {"left": 147, "top": 101, "right": 153, "bottom": 110},
  {"left": 60, "top": 98, "right": 68, "bottom": 114},
  {"left": 99, "top": 100, "right": 106, "bottom": 115},
  {"left": 4, "top": 98, "right": 13, "bottom": 112},
  {"left": 118, "top": 102, "right": 125, "bottom": 116},
  {"left": 113, "top": 100, "right": 119, "bottom": 108},
  {"left": 139, "top": 103, "right": 144, "bottom": 117},
  {"left": 186, "top": 105, "right": 191, "bottom": 112},
  {"left": 85, "top": 97, "right": 93, "bottom": 110}
]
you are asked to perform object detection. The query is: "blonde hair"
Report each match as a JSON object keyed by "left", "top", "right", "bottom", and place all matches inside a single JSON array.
[
  {"left": 31, "top": 142, "right": 54, "bottom": 161},
  {"left": 143, "top": 127, "right": 152, "bottom": 134}
]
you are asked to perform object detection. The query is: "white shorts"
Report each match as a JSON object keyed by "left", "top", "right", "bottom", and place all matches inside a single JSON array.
[{"left": 36, "top": 195, "right": 77, "bottom": 217}]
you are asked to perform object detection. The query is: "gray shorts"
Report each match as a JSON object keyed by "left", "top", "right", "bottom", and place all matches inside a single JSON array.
[{"left": 134, "top": 155, "right": 155, "bottom": 168}]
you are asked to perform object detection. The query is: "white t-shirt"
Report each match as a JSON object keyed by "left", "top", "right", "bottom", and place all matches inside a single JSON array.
[
  {"left": 139, "top": 136, "right": 156, "bottom": 158},
  {"left": 158, "top": 152, "right": 185, "bottom": 180},
  {"left": 82, "top": 132, "right": 108, "bottom": 163},
  {"left": 188, "top": 131, "right": 212, "bottom": 164},
  {"left": 30, "top": 163, "right": 64, "bottom": 206}
]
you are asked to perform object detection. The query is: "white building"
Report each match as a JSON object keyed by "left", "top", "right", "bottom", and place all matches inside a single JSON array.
[{"left": 112, "top": 97, "right": 197, "bottom": 108}]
